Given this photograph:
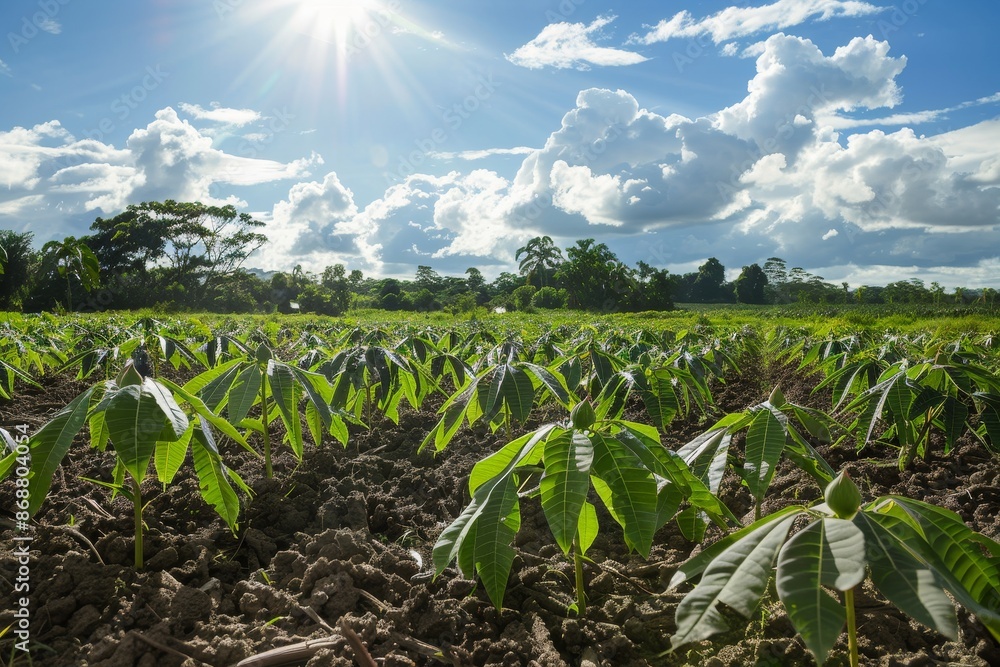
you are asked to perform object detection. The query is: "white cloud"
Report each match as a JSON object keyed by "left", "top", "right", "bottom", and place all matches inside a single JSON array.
[
  {"left": 179, "top": 102, "right": 263, "bottom": 127},
  {"left": 632, "top": 0, "right": 883, "bottom": 45},
  {"left": 0, "top": 59, "right": 11, "bottom": 77},
  {"left": 429, "top": 147, "right": 536, "bottom": 160},
  {"left": 0, "top": 108, "right": 318, "bottom": 245},
  {"left": 506, "top": 15, "right": 648, "bottom": 70},
  {"left": 824, "top": 90, "right": 1000, "bottom": 129}
]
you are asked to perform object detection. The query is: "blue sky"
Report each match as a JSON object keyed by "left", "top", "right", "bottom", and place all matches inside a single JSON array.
[{"left": 2, "top": 0, "right": 999, "bottom": 287}]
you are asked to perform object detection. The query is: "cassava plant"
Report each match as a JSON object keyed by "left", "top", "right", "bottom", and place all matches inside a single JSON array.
[
  {"left": 26, "top": 359, "right": 252, "bottom": 569},
  {"left": 174, "top": 340, "right": 350, "bottom": 479},
  {"left": 677, "top": 386, "right": 837, "bottom": 531},
  {"left": 420, "top": 357, "right": 571, "bottom": 452},
  {"left": 669, "top": 470, "right": 1000, "bottom": 666},
  {"left": 840, "top": 353, "right": 1000, "bottom": 469},
  {"left": 433, "top": 399, "right": 736, "bottom": 613}
]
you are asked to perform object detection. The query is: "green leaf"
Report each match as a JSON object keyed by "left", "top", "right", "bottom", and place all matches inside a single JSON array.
[
  {"left": 27, "top": 386, "right": 96, "bottom": 516},
  {"left": 191, "top": 358, "right": 244, "bottom": 411},
  {"left": 589, "top": 432, "right": 657, "bottom": 558},
  {"left": 268, "top": 361, "right": 303, "bottom": 459},
  {"left": 159, "top": 378, "right": 256, "bottom": 456},
  {"left": 676, "top": 428, "right": 729, "bottom": 495},
  {"left": 420, "top": 376, "right": 482, "bottom": 453},
  {"left": 671, "top": 514, "right": 797, "bottom": 649},
  {"left": 433, "top": 434, "right": 540, "bottom": 588},
  {"left": 142, "top": 378, "right": 189, "bottom": 440},
  {"left": 88, "top": 406, "right": 111, "bottom": 452},
  {"left": 790, "top": 405, "right": 833, "bottom": 444},
  {"left": 775, "top": 518, "right": 867, "bottom": 665},
  {"left": 743, "top": 408, "right": 786, "bottom": 504},
  {"left": 940, "top": 397, "right": 968, "bottom": 453},
  {"left": 577, "top": 501, "right": 599, "bottom": 556},
  {"left": 503, "top": 364, "right": 535, "bottom": 423},
  {"left": 191, "top": 417, "right": 241, "bottom": 532},
  {"left": 540, "top": 430, "right": 594, "bottom": 555},
  {"left": 470, "top": 474, "right": 520, "bottom": 610},
  {"left": 469, "top": 425, "right": 553, "bottom": 493},
  {"left": 228, "top": 364, "right": 261, "bottom": 425},
  {"left": 154, "top": 426, "right": 192, "bottom": 486},
  {"left": 649, "top": 368, "right": 680, "bottom": 429},
  {"left": 521, "top": 362, "right": 571, "bottom": 408},
  {"left": 871, "top": 495, "right": 1000, "bottom": 639},
  {"left": 104, "top": 384, "right": 167, "bottom": 483},
  {"left": 853, "top": 512, "right": 957, "bottom": 639}
]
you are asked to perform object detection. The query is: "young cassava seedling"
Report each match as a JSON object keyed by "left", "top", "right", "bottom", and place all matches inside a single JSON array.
[
  {"left": 668, "top": 470, "right": 1000, "bottom": 666},
  {"left": 26, "top": 358, "right": 253, "bottom": 569},
  {"left": 433, "top": 399, "right": 736, "bottom": 614}
]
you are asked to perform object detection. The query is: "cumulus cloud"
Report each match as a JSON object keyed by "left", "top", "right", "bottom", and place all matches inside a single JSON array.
[
  {"left": 179, "top": 102, "right": 263, "bottom": 126},
  {"left": 260, "top": 170, "right": 532, "bottom": 275},
  {"left": 485, "top": 33, "right": 998, "bottom": 285},
  {"left": 506, "top": 15, "right": 648, "bottom": 70},
  {"left": 0, "top": 108, "right": 318, "bottom": 244},
  {"left": 632, "top": 0, "right": 883, "bottom": 45}
]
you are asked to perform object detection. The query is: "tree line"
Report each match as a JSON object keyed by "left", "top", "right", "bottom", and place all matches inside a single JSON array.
[{"left": 0, "top": 200, "right": 994, "bottom": 314}]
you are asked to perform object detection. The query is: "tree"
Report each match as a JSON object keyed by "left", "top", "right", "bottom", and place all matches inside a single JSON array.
[
  {"left": 88, "top": 200, "right": 267, "bottom": 308},
  {"left": 762, "top": 257, "right": 788, "bottom": 285},
  {"left": 515, "top": 236, "right": 563, "bottom": 288},
  {"left": 557, "top": 239, "right": 633, "bottom": 310},
  {"left": 690, "top": 257, "right": 727, "bottom": 303},
  {"left": 414, "top": 265, "right": 442, "bottom": 292},
  {"left": 41, "top": 236, "right": 101, "bottom": 309},
  {"left": 465, "top": 267, "right": 485, "bottom": 292},
  {"left": 733, "top": 264, "right": 768, "bottom": 304},
  {"left": 0, "top": 230, "right": 35, "bottom": 310},
  {"left": 630, "top": 261, "right": 673, "bottom": 311},
  {"left": 321, "top": 264, "right": 351, "bottom": 314}
]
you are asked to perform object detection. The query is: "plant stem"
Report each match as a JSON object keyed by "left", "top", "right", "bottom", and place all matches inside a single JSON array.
[
  {"left": 901, "top": 406, "right": 939, "bottom": 470},
  {"left": 573, "top": 543, "right": 586, "bottom": 616},
  {"left": 845, "top": 587, "right": 858, "bottom": 667},
  {"left": 132, "top": 476, "right": 143, "bottom": 570},
  {"left": 261, "top": 369, "right": 273, "bottom": 479}
]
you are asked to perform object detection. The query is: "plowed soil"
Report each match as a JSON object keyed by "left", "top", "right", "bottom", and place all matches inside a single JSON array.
[{"left": 2, "top": 363, "right": 999, "bottom": 667}]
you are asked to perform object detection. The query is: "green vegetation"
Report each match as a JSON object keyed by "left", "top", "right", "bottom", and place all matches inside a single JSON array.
[
  {"left": 669, "top": 470, "right": 1000, "bottom": 666},
  {"left": 4, "top": 200, "right": 999, "bottom": 317},
  {"left": 3, "top": 309, "right": 999, "bottom": 664}
]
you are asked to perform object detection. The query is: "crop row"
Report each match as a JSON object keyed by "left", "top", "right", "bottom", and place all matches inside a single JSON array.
[{"left": 2, "top": 316, "right": 1000, "bottom": 665}]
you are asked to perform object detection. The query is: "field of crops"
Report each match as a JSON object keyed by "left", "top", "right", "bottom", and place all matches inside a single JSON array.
[{"left": 2, "top": 308, "right": 1000, "bottom": 667}]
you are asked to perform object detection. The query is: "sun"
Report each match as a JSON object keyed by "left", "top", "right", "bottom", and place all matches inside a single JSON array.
[{"left": 283, "top": 0, "right": 380, "bottom": 54}]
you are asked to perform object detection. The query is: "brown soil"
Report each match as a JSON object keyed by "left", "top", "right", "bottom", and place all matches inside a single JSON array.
[{"left": 2, "top": 364, "right": 999, "bottom": 667}]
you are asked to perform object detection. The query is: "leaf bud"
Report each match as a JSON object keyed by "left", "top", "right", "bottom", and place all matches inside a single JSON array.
[
  {"left": 256, "top": 344, "right": 272, "bottom": 364},
  {"left": 117, "top": 360, "right": 143, "bottom": 387},
  {"left": 768, "top": 385, "right": 786, "bottom": 408},
  {"left": 824, "top": 470, "right": 863, "bottom": 519},
  {"left": 571, "top": 400, "right": 597, "bottom": 430}
]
